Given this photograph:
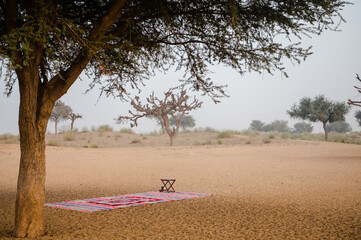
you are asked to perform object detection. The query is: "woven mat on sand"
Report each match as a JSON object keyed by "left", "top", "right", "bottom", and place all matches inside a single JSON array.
[{"left": 44, "top": 192, "right": 212, "bottom": 212}]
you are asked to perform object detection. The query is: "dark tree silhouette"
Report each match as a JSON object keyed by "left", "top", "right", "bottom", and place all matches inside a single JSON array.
[
  {"left": 355, "top": 111, "right": 361, "bottom": 127},
  {"left": 67, "top": 113, "right": 83, "bottom": 132},
  {"left": 0, "top": 0, "right": 349, "bottom": 237},
  {"left": 348, "top": 74, "right": 361, "bottom": 107},
  {"left": 117, "top": 90, "right": 202, "bottom": 146}
]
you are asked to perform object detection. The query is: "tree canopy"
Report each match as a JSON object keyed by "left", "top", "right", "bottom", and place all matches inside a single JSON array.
[
  {"left": 1, "top": 0, "right": 348, "bottom": 101},
  {"left": 249, "top": 120, "right": 265, "bottom": 131},
  {"left": 288, "top": 95, "right": 350, "bottom": 140},
  {"left": 50, "top": 100, "right": 72, "bottom": 134},
  {"left": 326, "top": 121, "right": 352, "bottom": 133},
  {"left": 293, "top": 122, "right": 313, "bottom": 133},
  {"left": 170, "top": 114, "right": 196, "bottom": 130}
]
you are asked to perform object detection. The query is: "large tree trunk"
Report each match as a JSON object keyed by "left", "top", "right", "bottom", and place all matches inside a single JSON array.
[
  {"left": 322, "top": 121, "right": 328, "bottom": 141},
  {"left": 13, "top": 69, "right": 53, "bottom": 238},
  {"left": 70, "top": 120, "right": 74, "bottom": 132}
]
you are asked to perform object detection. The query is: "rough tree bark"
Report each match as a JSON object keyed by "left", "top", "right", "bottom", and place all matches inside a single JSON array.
[
  {"left": 322, "top": 121, "right": 328, "bottom": 141},
  {"left": 14, "top": 62, "right": 54, "bottom": 238}
]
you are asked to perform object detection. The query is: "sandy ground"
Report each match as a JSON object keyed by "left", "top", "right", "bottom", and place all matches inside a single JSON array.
[{"left": 0, "top": 141, "right": 361, "bottom": 239}]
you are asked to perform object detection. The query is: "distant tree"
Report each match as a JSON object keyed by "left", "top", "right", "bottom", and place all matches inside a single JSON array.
[
  {"left": 326, "top": 121, "right": 352, "bottom": 133},
  {"left": 117, "top": 90, "right": 202, "bottom": 146},
  {"left": 170, "top": 114, "right": 196, "bottom": 131},
  {"left": 293, "top": 122, "right": 313, "bottom": 133},
  {"left": 249, "top": 120, "right": 265, "bottom": 131},
  {"left": 355, "top": 111, "right": 361, "bottom": 127},
  {"left": 50, "top": 101, "right": 72, "bottom": 134},
  {"left": 288, "top": 95, "right": 350, "bottom": 140},
  {"left": 348, "top": 74, "right": 361, "bottom": 107},
  {"left": 67, "top": 113, "right": 82, "bottom": 132},
  {"left": 262, "top": 120, "right": 290, "bottom": 132}
]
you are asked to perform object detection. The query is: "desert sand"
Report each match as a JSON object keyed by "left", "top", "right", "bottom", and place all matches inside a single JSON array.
[{"left": 0, "top": 139, "right": 361, "bottom": 239}]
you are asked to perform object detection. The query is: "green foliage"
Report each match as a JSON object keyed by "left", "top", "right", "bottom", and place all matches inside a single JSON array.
[
  {"left": 268, "top": 134, "right": 275, "bottom": 139},
  {"left": 170, "top": 114, "right": 196, "bottom": 130},
  {"left": 262, "top": 120, "right": 290, "bottom": 132},
  {"left": 288, "top": 95, "right": 350, "bottom": 124},
  {"left": 1, "top": 1, "right": 349, "bottom": 100},
  {"left": 355, "top": 111, "right": 361, "bottom": 126},
  {"left": 326, "top": 121, "right": 352, "bottom": 133},
  {"left": 293, "top": 122, "right": 313, "bottom": 133},
  {"left": 249, "top": 120, "right": 265, "bottom": 131}
]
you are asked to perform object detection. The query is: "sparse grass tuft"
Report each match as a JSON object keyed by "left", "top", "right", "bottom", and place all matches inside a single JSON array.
[
  {"left": 83, "top": 145, "right": 88, "bottom": 148},
  {"left": 47, "top": 139, "right": 60, "bottom": 146},
  {"left": 120, "top": 128, "right": 135, "bottom": 134},
  {"left": 217, "top": 140, "right": 223, "bottom": 145},
  {"left": 98, "top": 125, "right": 113, "bottom": 132},
  {"left": 115, "top": 134, "right": 121, "bottom": 140},
  {"left": 63, "top": 132, "right": 75, "bottom": 141},
  {"left": 81, "top": 127, "right": 89, "bottom": 132},
  {"left": 263, "top": 138, "right": 271, "bottom": 144},
  {"left": 0, "top": 134, "right": 15, "bottom": 141},
  {"left": 217, "top": 130, "right": 233, "bottom": 138},
  {"left": 90, "top": 144, "right": 98, "bottom": 148}
]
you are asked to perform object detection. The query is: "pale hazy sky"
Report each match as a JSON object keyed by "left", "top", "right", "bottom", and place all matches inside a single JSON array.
[{"left": 1, "top": 2, "right": 361, "bottom": 135}]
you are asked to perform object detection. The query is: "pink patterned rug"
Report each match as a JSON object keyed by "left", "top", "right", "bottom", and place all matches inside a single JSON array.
[{"left": 44, "top": 192, "right": 212, "bottom": 212}]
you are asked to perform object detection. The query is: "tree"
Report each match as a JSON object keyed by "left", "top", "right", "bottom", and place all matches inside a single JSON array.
[
  {"left": 293, "top": 122, "right": 313, "bottom": 133},
  {"left": 348, "top": 74, "right": 361, "bottom": 107},
  {"left": 326, "top": 121, "right": 352, "bottom": 133},
  {"left": 50, "top": 100, "right": 72, "bottom": 134},
  {"left": 288, "top": 95, "right": 350, "bottom": 140},
  {"left": 67, "top": 112, "right": 82, "bottom": 132},
  {"left": 262, "top": 120, "right": 290, "bottom": 132},
  {"left": 170, "top": 114, "right": 196, "bottom": 130},
  {"left": 355, "top": 111, "right": 361, "bottom": 127},
  {"left": 117, "top": 90, "right": 202, "bottom": 146},
  {"left": 0, "top": 0, "right": 348, "bottom": 237},
  {"left": 249, "top": 120, "right": 265, "bottom": 131}
]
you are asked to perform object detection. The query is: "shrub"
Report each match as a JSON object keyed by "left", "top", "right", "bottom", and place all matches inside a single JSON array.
[
  {"left": 63, "top": 132, "right": 75, "bottom": 141},
  {"left": 0, "top": 134, "right": 14, "bottom": 141},
  {"left": 83, "top": 145, "right": 88, "bottom": 148},
  {"left": 47, "top": 140, "right": 60, "bottom": 146},
  {"left": 90, "top": 144, "right": 98, "bottom": 148},
  {"left": 217, "top": 130, "right": 233, "bottom": 138},
  {"left": 120, "top": 128, "right": 135, "bottom": 134},
  {"left": 268, "top": 133, "right": 275, "bottom": 139},
  {"left": 263, "top": 138, "right": 271, "bottom": 144},
  {"left": 217, "top": 140, "right": 223, "bottom": 145},
  {"left": 131, "top": 139, "right": 141, "bottom": 144},
  {"left": 98, "top": 124, "right": 113, "bottom": 132}
]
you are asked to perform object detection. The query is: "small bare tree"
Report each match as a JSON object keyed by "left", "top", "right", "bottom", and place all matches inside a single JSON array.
[
  {"left": 118, "top": 90, "right": 202, "bottom": 146},
  {"left": 348, "top": 73, "right": 361, "bottom": 107},
  {"left": 67, "top": 113, "right": 82, "bottom": 132}
]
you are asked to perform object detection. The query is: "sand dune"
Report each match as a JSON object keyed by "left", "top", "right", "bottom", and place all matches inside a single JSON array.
[{"left": 0, "top": 141, "right": 360, "bottom": 239}]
